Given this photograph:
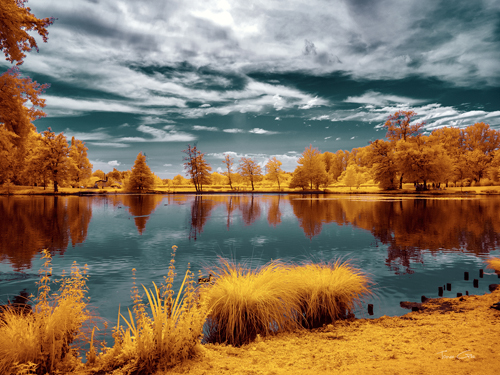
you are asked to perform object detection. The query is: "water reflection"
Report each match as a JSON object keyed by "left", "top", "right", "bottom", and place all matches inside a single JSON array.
[
  {"left": 0, "top": 196, "right": 92, "bottom": 270},
  {"left": 106, "top": 195, "right": 165, "bottom": 234},
  {"left": 1, "top": 195, "right": 500, "bottom": 276}
]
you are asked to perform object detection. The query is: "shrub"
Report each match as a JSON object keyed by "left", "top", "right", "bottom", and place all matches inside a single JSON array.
[
  {"left": 93, "top": 246, "right": 209, "bottom": 374},
  {"left": 0, "top": 249, "right": 90, "bottom": 375}
]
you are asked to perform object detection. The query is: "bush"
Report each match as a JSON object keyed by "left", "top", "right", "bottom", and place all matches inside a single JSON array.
[{"left": 0, "top": 250, "right": 90, "bottom": 375}]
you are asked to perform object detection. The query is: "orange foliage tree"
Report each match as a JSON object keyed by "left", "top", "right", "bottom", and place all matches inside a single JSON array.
[
  {"left": 265, "top": 156, "right": 283, "bottom": 189},
  {"left": 68, "top": 137, "right": 93, "bottom": 187},
  {"left": 0, "top": 0, "right": 54, "bottom": 184},
  {"left": 183, "top": 144, "right": 212, "bottom": 192},
  {"left": 384, "top": 111, "right": 425, "bottom": 189},
  {"left": 128, "top": 152, "right": 155, "bottom": 191},
  {"left": 294, "top": 144, "right": 328, "bottom": 189},
  {"left": 238, "top": 157, "right": 262, "bottom": 191}
]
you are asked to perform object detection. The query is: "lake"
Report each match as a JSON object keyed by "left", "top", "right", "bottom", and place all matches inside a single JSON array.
[{"left": 1, "top": 194, "right": 500, "bottom": 343}]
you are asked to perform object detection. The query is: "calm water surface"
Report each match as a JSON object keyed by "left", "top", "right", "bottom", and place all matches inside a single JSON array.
[{"left": 1, "top": 194, "right": 500, "bottom": 341}]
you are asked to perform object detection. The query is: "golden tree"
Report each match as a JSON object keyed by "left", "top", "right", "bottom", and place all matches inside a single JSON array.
[
  {"left": 183, "top": 144, "right": 212, "bottom": 192},
  {"left": 265, "top": 156, "right": 283, "bottom": 189},
  {"left": 297, "top": 144, "right": 328, "bottom": 189},
  {"left": 68, "top": 137, "right": 93, "bottom": 187},
  {"left": 238, "top": 157, "right": 262, "bottom": 191},
  {"left": 0, "top": 0, "right": 53, "bottom": 182},
  {"left": 222, "top": 153, "right": 235, "bottom": 189},
  {"left": 384, "top": 111, "right": 425, "bottom": 188},
  {"left": 128, "top": 152, "right": 155, "bottom": 191}
]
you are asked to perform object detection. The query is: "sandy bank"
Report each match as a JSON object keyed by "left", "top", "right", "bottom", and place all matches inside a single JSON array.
[{"left": 156, "top": 287, "right": 500, "bottom": 375}]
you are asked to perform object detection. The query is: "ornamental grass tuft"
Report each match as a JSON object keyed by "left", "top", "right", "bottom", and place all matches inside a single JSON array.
[
  {"left": 200, "top": 258, "right": 371, "bottom": 346},
  {"left": 201, "top": 258, "right": 303, "bottom": 346},
  {"left": 290, "top": 260, "right": 372, "bottom": 328}
]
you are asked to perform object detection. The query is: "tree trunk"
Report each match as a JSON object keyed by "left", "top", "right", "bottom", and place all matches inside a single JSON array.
[{"left": 399, "top": 174, "right": 404, "bottom": 189}]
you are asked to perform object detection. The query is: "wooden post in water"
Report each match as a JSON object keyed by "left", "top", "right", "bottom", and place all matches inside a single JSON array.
[
  {"left": 447, "top": 283, "right": 451, "bottom": 291},
  {"left": 466, "top": 291, "right": 469, "bottom": 296},
  {"left": 473, "top": 279, "right": 479, "bottom": 288},
  {"left": 368, "top": 304, "right": 374, "bottom": 315},
  {"left": 479, "top": 269, "right": 484, "bottom": 278},
  {"left": 421, "top": 295, "right": 428, "bottom": 303},
  {"left": 457, "top": 293, "right": 462, "bottom": 297},
  {"left": 464, "top": 272, "right": 469, "bottom": 280},
  {"left": 438, "top": 287, "right": 443, "bottom": 296}
]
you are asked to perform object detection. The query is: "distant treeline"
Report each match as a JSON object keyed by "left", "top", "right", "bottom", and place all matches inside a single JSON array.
[{"left": 2, "top": 111, "right": 499, "bottom": 192}]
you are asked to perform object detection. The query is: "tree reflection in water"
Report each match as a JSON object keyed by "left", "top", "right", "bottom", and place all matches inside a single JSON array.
[
  {"left": 1, "top": 195, "right": 500, "bottom": 275},
  {"left": 0, "top": 196, "right": 92, "bottom": 270}
]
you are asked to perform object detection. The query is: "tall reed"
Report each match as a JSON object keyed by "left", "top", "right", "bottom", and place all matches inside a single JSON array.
[
  {"left": 94, "top": 245, "right": 209, "bottom": 374},
  {"left": 0, "top": 249, "right": 91, "bottom": 375}
]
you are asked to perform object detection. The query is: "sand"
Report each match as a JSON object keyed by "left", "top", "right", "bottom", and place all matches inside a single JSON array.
[{"left": 158, "top": 287, "right": 500, "bottom": 375}]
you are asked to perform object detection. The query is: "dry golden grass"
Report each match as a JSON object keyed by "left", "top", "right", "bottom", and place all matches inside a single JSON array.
[
  {"left": 0, "top": 250, "right": 90, "bottom": 375},
  {"left": 90, "top": 246, "right": 209, "bottom": 375},
  {"left": 201, "top": 259, "right": 303, "bottom": 346},
  {"left": 290, "top": 261, "right": 372, "bottom": 328},
  {"left": 200, "top": 259, "right": 371, "bottom": 346},
  {"left": 486, "top": 257, "right": 500, "bottom": 273}
]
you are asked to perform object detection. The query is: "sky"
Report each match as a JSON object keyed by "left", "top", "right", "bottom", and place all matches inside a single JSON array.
[{"left": 6, "top": 0, "right": 500, "bottom": 178}]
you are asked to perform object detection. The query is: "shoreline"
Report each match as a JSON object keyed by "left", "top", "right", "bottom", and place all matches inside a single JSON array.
[
  {"left": 2, "top": 186, "right": 500, "bottom": 197},
  {"left": 150, "top": 286, "right": 500, "bottom": 375}
]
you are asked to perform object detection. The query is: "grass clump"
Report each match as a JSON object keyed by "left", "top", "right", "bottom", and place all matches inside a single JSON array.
[
  {"left": 486, "top": 257, "right": 500, "bottom": 273},
  {"left": 201, "top": 259, "right": 303, "bottom": 346},
  {"left": 291, "top": 261, "right": 372, "bottom": 328},
  {"left": 201, "top": 258, "right": 371, "bottom": 346},
  {"left": 0, "top": 249, "right": 91, "bottom": 375},
  {"left": 93, "top": 246, "right": 209, "bottom": 374}
]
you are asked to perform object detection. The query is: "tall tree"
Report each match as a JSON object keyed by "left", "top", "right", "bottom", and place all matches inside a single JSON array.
[
  {"left": 384, "top": 110, "right": 425, "bottom": 142},
  {"left": 265, "top": 156, "right": 283, "bottom": 190},
  {"left": 39, "top": 128, "right": 70, "bottom": 192},
  {"left": 384, "top": 110, "right": 425, "bottom": 188},
  {"left": 68, "top": 137, "right": 93, "bottom": 187},
  {"left": 395, "top": 136, "right": 452, "bottom": 190},
  {"left": 222, "top": 153, "right": 234, "bottom": 190},
  {"left": 297, "top": 144, "right": 328, "bottom": 189},
  {"left": 182, "top": 144, "right": 212, "bottom": 192},
  {"left": 238, "top": 157, "right": 262, "bottom": 191},
  {"left": 368, "top": 139, "right": 398, "bottom": 190},
  {"left": 128, "top": 152, "right": 155, "bottom": 191}
]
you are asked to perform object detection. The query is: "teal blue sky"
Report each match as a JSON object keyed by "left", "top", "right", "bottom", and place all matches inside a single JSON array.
[{"left": 5, "top": 0, "right": 500, "bottom": 178}]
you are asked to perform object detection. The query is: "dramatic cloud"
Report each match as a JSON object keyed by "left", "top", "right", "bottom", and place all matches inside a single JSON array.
[{"left": 11, "top": 0, "right": 499, "bottom": 178}]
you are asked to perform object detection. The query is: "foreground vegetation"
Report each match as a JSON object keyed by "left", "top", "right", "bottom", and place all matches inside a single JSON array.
[{"left": 0, "top": 248, "right": 371, "bottom": 374}]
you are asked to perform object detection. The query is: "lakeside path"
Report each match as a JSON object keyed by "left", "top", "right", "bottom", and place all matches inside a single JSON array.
[{"left": 155, "top": 288, "right": 500, "bottom": 375}]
